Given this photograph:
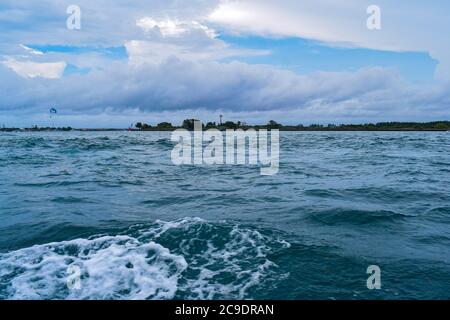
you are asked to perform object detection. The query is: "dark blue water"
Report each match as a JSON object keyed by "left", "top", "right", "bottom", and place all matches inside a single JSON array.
[{"left": 0, "top": 131, "right": 449, "bottom": 299}]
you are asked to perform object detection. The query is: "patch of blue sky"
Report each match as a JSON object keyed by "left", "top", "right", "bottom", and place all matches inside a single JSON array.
[
  {"left": 219, "top": 35, "right": 438, "bottom": 82},
  {"left": 63, "top": 64, "right": 91, "bottom": 76},
  {"left": 27, "top": 44, "right": 128, "bottom": 60}
]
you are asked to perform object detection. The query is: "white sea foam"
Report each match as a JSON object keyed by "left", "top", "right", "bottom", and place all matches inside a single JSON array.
[
  {"left": 0, "top": 235, "right": 187, "bottom": 300},
  {"left": 139, "top": 219, "right": 289, "bottom": 300},
  {"left": 0, "top": 218, "right": 289, "bottom": 300}
]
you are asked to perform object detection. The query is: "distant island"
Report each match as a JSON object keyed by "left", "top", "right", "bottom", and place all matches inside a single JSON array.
[{"left": 1, "top": 120, "right": 450, "bottom": 132}]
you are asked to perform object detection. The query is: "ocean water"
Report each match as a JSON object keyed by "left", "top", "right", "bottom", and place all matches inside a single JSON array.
[{"left": 0, "top": 131, "right": 449, "bottom": 300}]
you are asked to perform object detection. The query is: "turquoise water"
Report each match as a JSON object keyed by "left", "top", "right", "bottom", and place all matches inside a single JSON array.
[{"left": 0, "top": 131, "right": 449, "bottom": 299}]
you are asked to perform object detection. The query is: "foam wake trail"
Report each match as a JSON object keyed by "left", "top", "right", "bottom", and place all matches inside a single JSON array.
[
  {"left": 0, "top": 235, "right": 187, "bottom": 300},
  {"left": 0, "top": 218, "right": 289, "bottom": 300}
]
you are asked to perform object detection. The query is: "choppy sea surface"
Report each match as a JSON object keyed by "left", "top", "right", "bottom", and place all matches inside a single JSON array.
[{"left": 0, "top": 131, "right": 449, "bottom": 300}]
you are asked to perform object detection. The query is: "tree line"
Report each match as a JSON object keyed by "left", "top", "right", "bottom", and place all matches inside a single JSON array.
[
  {"left": 2, "top": 120, "right": 449, "bottom": 132},
  {"left": 133, "top": 120, "right": 450, "bottom": 131}
]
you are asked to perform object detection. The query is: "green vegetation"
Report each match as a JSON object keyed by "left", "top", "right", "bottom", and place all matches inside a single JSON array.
[
  {"left": 135, "top": 122, "right": 174, "bottom": 131},
  {"left": 181, "top": 119, "right": 198, "bottom": 130},
  {"left": 132, "top": 120, "right": 450, "bottom": 131},
  {"left": 0, "top": 126, "right": 73, "bottom": 132},
  {"left": 2, "top": 121, "right": 450, "bottom": 132}
]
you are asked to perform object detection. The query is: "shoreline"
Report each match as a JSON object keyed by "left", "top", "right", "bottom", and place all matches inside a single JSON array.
[
  {"left": 1, "top": 121, "right": 450, "bottom": 133},
  {"left": 1, "top": 129, "right": 450, "bottom": 133}
]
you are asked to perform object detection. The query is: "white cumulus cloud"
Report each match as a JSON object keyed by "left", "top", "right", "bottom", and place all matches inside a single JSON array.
[
  {"left": 2, "top": 58, "right": 66, "bottom": 79},
  {"left": 209, "top": 0, "right": 450, "bottom": 79},
  {"left": 136, "top": 18, "right": 217, "bottom": 39}
]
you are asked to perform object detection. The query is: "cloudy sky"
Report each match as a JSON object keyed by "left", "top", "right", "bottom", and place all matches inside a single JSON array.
[{"left": 0, "top": 0, "right": 449, "bottom": 128}]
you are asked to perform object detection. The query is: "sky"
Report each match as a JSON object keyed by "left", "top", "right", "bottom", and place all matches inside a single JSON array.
[{"left": 0, "top": 0, "right": 449, "bottom": 128}]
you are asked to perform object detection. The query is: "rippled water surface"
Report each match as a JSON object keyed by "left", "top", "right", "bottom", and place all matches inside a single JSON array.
[{"left": 0, "top": 131, "right": 449, "bottom": 299}]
